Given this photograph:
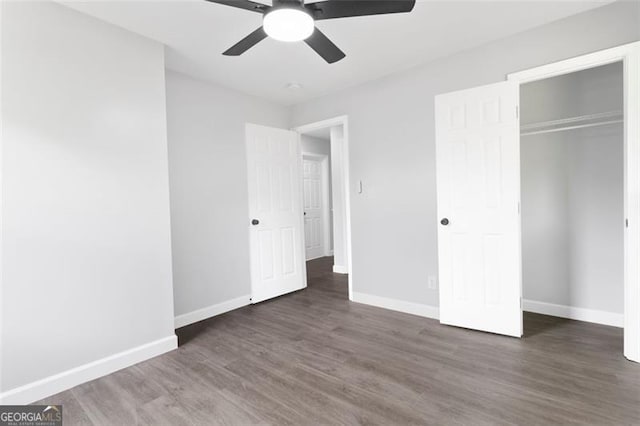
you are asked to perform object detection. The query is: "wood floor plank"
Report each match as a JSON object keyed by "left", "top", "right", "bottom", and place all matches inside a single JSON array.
[{"left": 34, "top": 257, "right": 640, "bottom": 425}]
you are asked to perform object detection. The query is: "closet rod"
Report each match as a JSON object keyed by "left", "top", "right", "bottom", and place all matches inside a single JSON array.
[
  {"left": 521, "top": 118, "right": 623, "bottom": 137},
  {"left": 521, "top": 110, "right": 622, "bottom": 132}
]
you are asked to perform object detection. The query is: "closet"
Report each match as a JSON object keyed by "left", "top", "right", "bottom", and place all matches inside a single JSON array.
[{"left": 520, "top": 61, "right": 624, "bottom": 328}]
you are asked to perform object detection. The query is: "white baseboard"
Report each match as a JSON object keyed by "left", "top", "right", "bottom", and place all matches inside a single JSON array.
[
  {"left": 350, "top": 295, "right": 620, "bottom": 327},
  {"left": 333, "top": 264, "right": 348, "bottom": 274},
  {"left": 174, "top": 295, "right": 250, "bottom": 329},
  {"left": 306, "top": 254, "right": 327, "bottom": 261},
  {"left": 352, "top": 292, "right": 439, "bottom": 320},
  {"left": 523, "top": 299, "right": 623, "bottom": 328},
  {"left": 0, "top": 335, "right": 177, "bottom": 405}
]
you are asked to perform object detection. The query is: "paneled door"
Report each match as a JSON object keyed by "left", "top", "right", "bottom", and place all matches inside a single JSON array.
[
  {"left": 435, "top": 81, "right": 522, "bottom": 337},
  {"left": 246, "top": 124, "right": 306, "bottom": 304},
  {"left": 303, "top": 157, "right": 325, "bottom": 260}
]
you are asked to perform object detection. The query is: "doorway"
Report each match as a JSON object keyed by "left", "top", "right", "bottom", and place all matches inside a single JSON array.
[
  {"left": 295, "top": 116, "right": 353, "bottom": 299},
  {"left": 509, "top": 43, "right": 639, "bottom": 362},
  {"left": 434, "top": 42, "right": 639, "bottom": 362},
  {"left": 519, "top": 62, "right": 624, "bottom": 334},
  {"left": 301, "top": 139, "right": 332, "bottom": 261},
  {"left": 244, "top": 117, "right": 353, "bottom": 305}
]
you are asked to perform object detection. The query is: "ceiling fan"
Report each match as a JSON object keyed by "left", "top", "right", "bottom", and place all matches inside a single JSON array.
[{"left": 206, "top": 0, "right": 416, "bottom": 64}]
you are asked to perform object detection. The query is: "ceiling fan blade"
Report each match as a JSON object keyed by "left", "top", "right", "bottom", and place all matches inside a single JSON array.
[
  {"left": 205, "top": 0, "right": 269, "bottom": 14},
  {"left": 306, "top": 0, "right": 415, "bottom": 20},
  {"left": 223, "top": 27, "right": 268, "bottom": 56},
  {"left": 305, "top": 28, "right": 345, "bottom": 64}
]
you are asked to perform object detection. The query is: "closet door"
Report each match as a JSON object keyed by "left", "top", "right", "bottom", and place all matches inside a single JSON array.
[{"left": 435, "top": 81, "right": 522, "bottom": 337}]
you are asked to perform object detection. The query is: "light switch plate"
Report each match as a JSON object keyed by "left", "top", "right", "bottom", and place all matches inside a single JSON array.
[{"left": 428, "top": 275, "right": 438, "bottom": 290}]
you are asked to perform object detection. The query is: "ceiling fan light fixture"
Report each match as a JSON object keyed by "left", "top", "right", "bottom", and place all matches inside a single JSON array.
[{"left": 263, "top": 8, "right": 314, "bottom": 42}]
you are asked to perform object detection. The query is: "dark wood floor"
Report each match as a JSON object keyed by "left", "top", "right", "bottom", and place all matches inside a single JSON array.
[{"left": 38, "top": 256, "right": 640, "bottom": 425}]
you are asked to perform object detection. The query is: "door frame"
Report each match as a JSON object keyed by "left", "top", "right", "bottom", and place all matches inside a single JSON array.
[
  {"left": 294, "top": 116, "right": 353, "bottom": 300},
  {"left": 302, "top": 153, "right": 332, "bottom": 259},
  {"left": 507, "top": 41, "right": 640, "bottom": 362}
]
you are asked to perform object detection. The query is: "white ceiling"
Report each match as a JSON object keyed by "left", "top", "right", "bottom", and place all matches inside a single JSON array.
[{"left": 60, "top": 0, "right": 613, "bottom": 105}]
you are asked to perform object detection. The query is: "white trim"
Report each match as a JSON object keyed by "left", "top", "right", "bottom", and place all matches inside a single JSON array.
[
  {"left": 508, "top": 41, "right": 640, "bottom": 363},
  {"left": 344, "top": 120, "right": 353, "bottom": 299},
  {"left": 294, "top": 116, "right": 353, "bottom": 300},
  {"left": 306, "top": 254, "right": 326, "bottom": 261},
  {"left": 352, "top": 292, "right": 440, "bottom": 320},
  {"left": 523, "top": 300, "right": 623, "bottom": 328},
  {"left": 332, "top": 264, "right": 348, "bottom": 274},
  {"left": 295, "top": 116, "right": 348, "bottom": 134},
  {"left": 625, "top": 41, "right": 640, "bottom": 364},
  {"left": 0, "top": 335, "right": 177, "bottom": 405},
  {"left": 0, "top": 1, "right": 4, "bottom": 395},
  {"left": 174, "top": 295, "right": 250, "bottom": 329},
  {"left": 508, "top": 42, "right": 639, "bottom": 83}
]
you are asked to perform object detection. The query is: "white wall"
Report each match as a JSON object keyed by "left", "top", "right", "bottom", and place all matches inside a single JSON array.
[
  {"left": 290, "top": 1, "right": 640, "bottom": 310},
  {"left": 1, "top": 1, "right": 176, "bottom": 403},
  {"left": 568, "top": 125, "right": 623, "bottom": 313},
  {"left": 521, "top": 62, "right": 624, "bottom": 315},
  {"left": 302, "top": 134, "right": 331, "bottom": 157},
  {"left": 166, "top": 71, "right": 289, "bottom": 324},
  {"left": 520, "top": 134, "right": 572, "bottom": 309}
]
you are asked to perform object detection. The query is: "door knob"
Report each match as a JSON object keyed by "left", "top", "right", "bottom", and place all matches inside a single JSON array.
[
  {"left": 440, "top": 218, "right": 449, "bottom": 226},
  {"left": 251, "top": 219, "right": 259, "bottom": 225}
]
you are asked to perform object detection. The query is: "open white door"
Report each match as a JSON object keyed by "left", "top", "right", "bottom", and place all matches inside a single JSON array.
[
  {"left": 303, "top": 157, "right": 325, "bottom": 260},
  {"left": 435, "top": 81, "right": 522, "bottom": 337},
  {"left": 246, "top": 124, "right": 306, "bottom": 303}
]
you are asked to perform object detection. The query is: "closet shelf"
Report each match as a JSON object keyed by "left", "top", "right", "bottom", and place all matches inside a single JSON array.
[{"left": 521, "top": 110, "right": 623, "bottom": 137}]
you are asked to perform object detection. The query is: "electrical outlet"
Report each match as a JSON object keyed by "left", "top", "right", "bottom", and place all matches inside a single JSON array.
[{"left": 428, "top": 275, "right": 437, "bottom": 290}]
